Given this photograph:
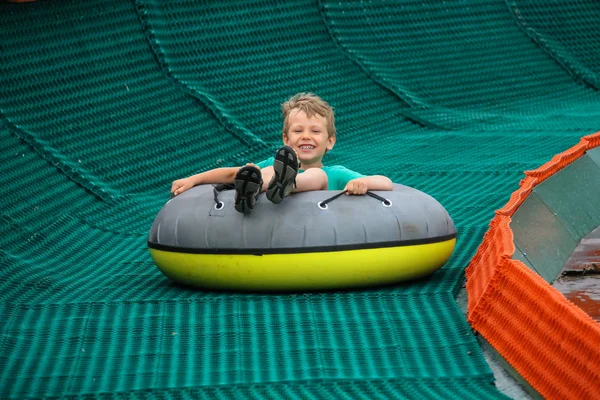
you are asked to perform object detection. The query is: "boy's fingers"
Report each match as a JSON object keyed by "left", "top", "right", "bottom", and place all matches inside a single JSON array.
[
  {"left": 171, "top": 180, "right": 184, "bottom": 191},
  {"left": 172, "top": 183, "right": 185, "bottom": 195},
  {"left": 174, "top": 185, "right": 188, "bottom": 195},
  {"left": 345, "top": 183, "right": 365, "bottom": 195}
]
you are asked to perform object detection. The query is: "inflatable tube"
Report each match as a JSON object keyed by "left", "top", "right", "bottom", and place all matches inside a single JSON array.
[{"left": 148, "top": 184, "right": 456, "bottom": 291}]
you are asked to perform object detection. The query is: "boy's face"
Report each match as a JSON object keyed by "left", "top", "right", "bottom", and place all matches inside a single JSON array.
[{"left": 283, "top": 109, "right": 335, "bottom": 167}]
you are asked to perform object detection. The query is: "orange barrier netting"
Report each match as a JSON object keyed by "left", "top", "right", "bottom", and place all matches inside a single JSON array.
[{"left": 466, "top": 132, "right": 600, "bottom": 399}]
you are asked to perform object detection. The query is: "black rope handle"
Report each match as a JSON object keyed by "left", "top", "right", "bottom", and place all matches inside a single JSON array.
[
  {"left": 318, "top": 190, "right": 392, "bottom": 209},
  {"left": 366, "top": 191, "right": 392, "bottom": 206},
  {"left": 318, "top": 190, "right": 348, "bottom": 208},
  {"left": 213, "top": 183, "right": 234, "bottom": 210}
]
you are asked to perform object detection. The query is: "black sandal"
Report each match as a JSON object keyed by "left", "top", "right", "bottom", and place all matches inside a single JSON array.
[
  {"left": 234, "top": 165, "right": 263, "bottom": 214},
  {"left": 266, "top": 145, "right": 298, "bottom": 204}
]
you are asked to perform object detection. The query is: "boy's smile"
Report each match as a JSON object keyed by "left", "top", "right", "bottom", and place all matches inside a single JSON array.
[{"left": 283, "top": 109, "right": 335, "bottom": 169}]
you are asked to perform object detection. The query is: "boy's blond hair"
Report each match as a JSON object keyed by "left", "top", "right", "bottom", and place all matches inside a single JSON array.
[{"left": 282, "top": 93, "right": 336, "bottom": 138}]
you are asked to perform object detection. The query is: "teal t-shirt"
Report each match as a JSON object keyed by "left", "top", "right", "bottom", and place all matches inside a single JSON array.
[{"left": 255, "top": 157, "right": 364, "bottom": 190}]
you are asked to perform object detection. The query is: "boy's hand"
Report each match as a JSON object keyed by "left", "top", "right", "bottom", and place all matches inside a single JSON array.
[
  {"left": 171, "top": 178, "right": 194, "bottom": 196},
  {"left": 344, "top": 179, "right": 368, "bottom": 195}
]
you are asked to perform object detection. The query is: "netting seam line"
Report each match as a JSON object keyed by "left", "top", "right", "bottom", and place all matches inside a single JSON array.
[
  {"left": 315, "top": 0, "right": 447, "bottom": 132},
  {"left": 503, "top": 0, "right": 599, "bottom": 92},
  {"left": 0, "top": 341, "right": 17, "bottom": 395},
  {"left": 0, "top": 306, "right": 16, "bottom": 366},
  {"left": 3, "top": 288, "right": 463, "bottom": 309},
  {"left": 70, "top": 213, "right": 149, "bottom": 237},
  {"left": 133, "top": 0, "right": 268, "bottom": 151},
  {"left": 306, "top": 299, "right": 327, "bottom": 378},
  {"left": 64, "top": 305, "right": 92, "bottom": 394},
  {"left": 150, "top": 301, "right": 166, "bottom": 389},
  {"left": 448, "top": 243, "right": 472, "bottom": 299},
  {"left": 31, "top": 375, "right": 500, "bottom": 398},
  {"left": 0, "top": 112, "right": 116, "bottom": 204}
]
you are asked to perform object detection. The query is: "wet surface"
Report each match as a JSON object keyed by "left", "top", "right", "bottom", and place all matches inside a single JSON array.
[
  {"left": 553, "top": 226, "right": 600, "bottom": 322},
  {"left": 553, "top": 274, "right": 600, "bottom": 322}
]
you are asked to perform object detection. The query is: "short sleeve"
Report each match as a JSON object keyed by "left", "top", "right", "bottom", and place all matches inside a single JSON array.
[
  {"left": 324, "top": 165, "right": 365, "bottom": 190},
  {"left": 255, "top": 157, "right": 275, "bottom": 169}
]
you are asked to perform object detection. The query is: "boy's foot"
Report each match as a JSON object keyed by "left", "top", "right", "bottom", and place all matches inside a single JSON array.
[
  {"left": 234, "top": 165, "right": 263, "bottom": 214},
  {"left": 266, "top": 145, "right": 298, "bottom": 204}
]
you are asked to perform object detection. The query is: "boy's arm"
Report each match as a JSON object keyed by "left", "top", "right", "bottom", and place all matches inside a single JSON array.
[
  {"left": 171, "top": 167, "right": 241, "bottom": 196},
  {"left": 344, "top": 175, "right": 393, "bottom": 195}
]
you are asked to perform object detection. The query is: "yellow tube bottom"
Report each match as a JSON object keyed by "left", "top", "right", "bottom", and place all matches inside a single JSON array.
[{"left": 149, "top": 238, "right": 456, "bottom": 291}]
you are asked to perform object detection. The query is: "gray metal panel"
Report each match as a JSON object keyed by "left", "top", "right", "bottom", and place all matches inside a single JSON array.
[
  {"left": 534, "top": 154, "right": 600, "bottom": 240},
  {"left": 513, "top": 244, "right": 537, "bottom": 274},
  {"left": 586, "top": 147, "right": 600, "bottom": 167},
  {"left": 511, "top": 192, "right": 578, "bottom": 283}
]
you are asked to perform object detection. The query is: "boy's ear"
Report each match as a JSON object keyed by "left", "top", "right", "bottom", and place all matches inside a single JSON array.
[
  {"left": 327, "top": 135, "right": 336, "bottom": 151},
  {"left": 283, "top": 134, "right": 289, "bottom": 145}
]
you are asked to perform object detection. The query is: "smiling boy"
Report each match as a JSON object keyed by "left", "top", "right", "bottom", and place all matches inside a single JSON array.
[{"left": 170, "top": 93, "right": 393, "bottom": 214}]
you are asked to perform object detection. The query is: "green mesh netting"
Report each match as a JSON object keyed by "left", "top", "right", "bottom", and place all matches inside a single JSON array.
[
  {"left": 1, "top": 0, "right": 598, "bottom": 398},
  {"left": 506, "top": 0, "right": 600, "bottom": 90}
]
